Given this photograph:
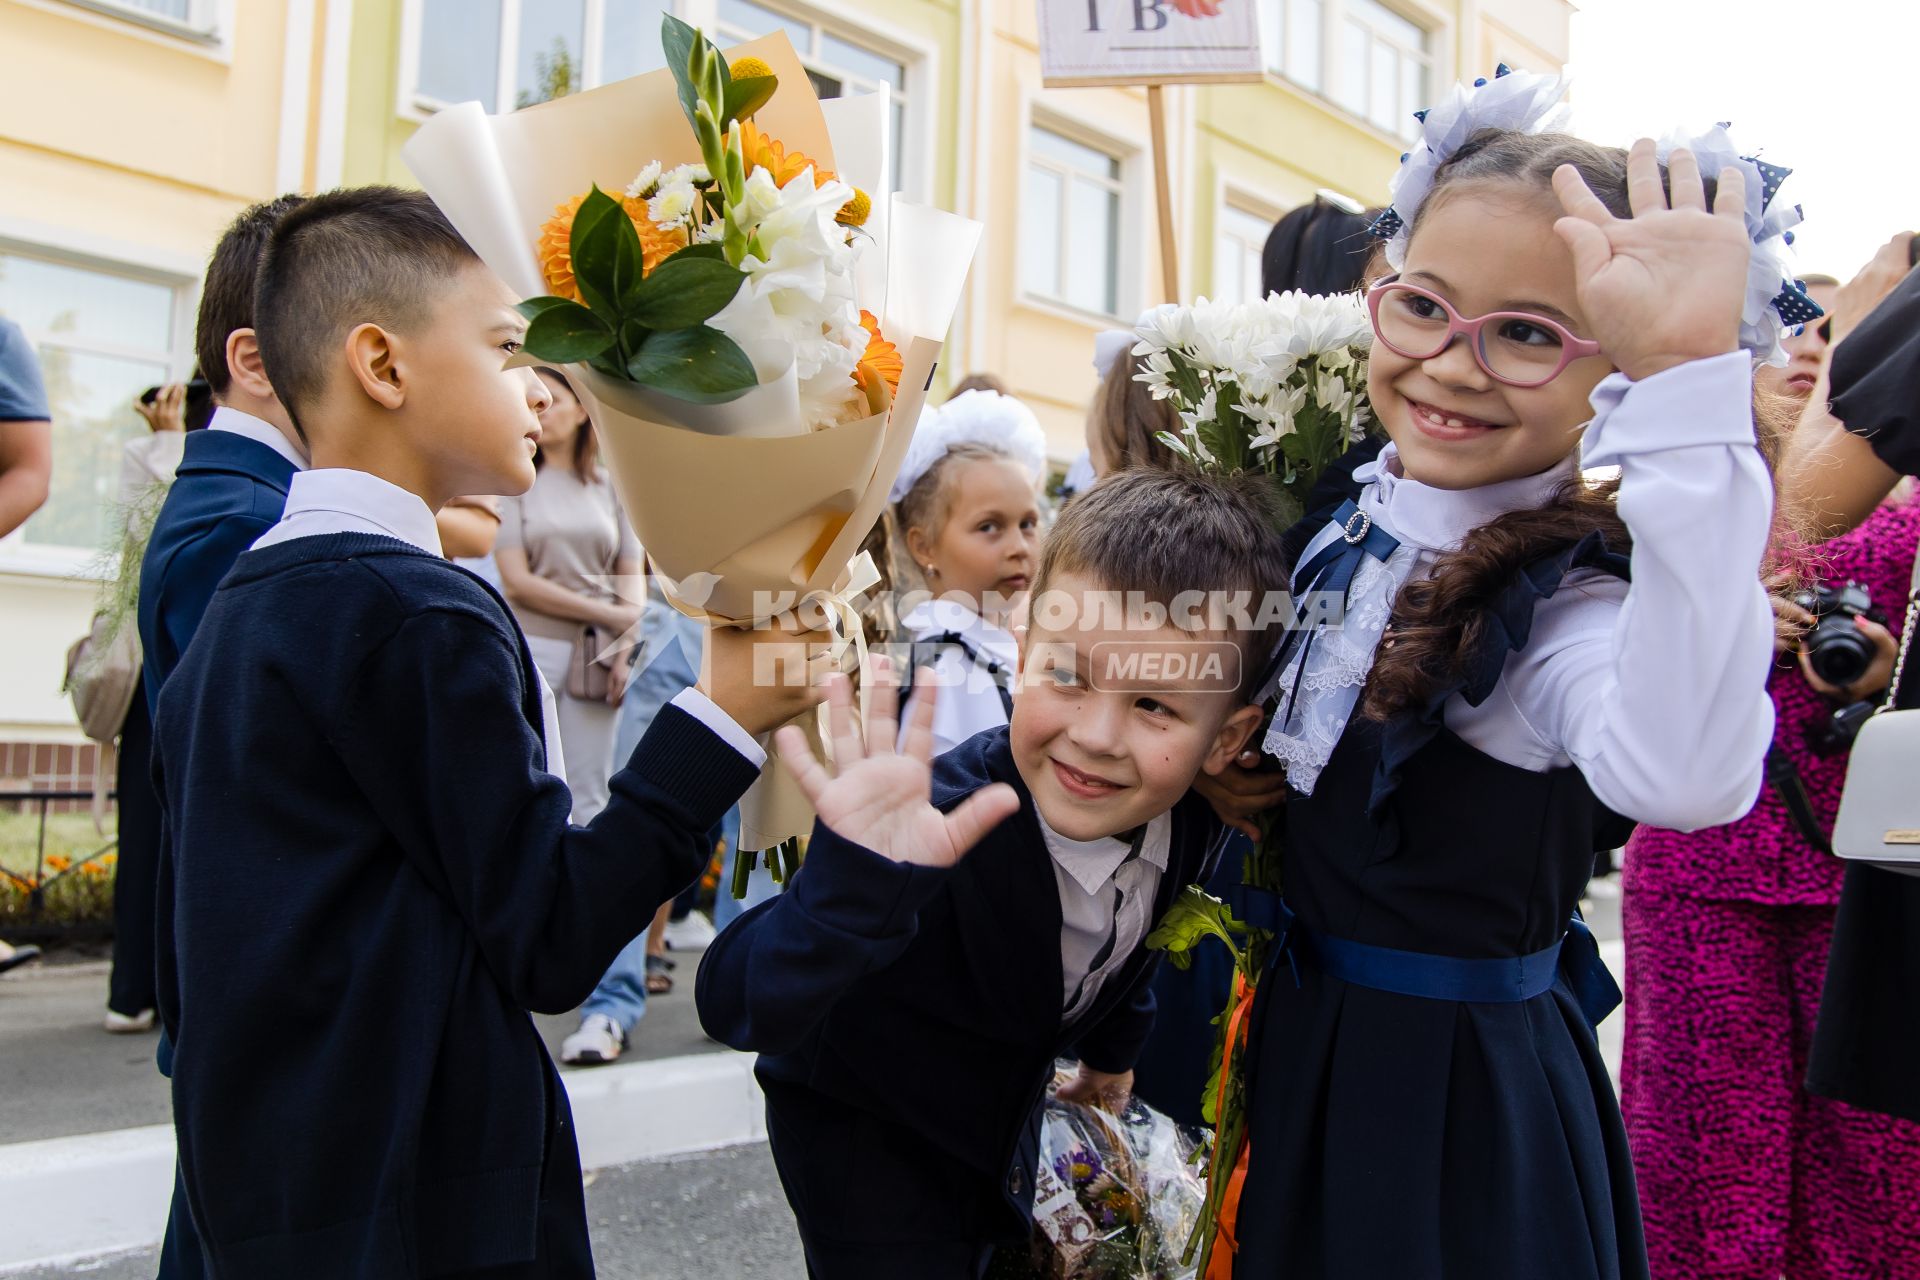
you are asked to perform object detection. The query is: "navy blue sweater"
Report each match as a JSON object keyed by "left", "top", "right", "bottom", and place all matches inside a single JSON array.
[
  {"left": 696, "top": 727, "right": 1221, "bottom": 1255},
  {"left": 152, "top": 533, "right": 757, "bottom": 1278}
]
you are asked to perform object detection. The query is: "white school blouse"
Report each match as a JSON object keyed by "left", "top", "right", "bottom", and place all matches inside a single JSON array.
[
  {"left": 897, "top": 598, "right": 1019, "bottom": 759},
  {"left": 1283, "top": 351, "right": 1776, "bottom": 833}
]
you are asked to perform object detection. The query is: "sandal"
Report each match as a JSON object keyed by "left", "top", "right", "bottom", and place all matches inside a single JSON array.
[{"left": 645, "top": 952, "right": 675, "bottom": 995}]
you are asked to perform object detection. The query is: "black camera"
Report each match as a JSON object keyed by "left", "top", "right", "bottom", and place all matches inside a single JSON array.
[
  {"left": 1795, "top": 580, "right": 1880, "bottom": 688},
  {"left": 1806, "top": 697, "right": 1878, "bottom": 757},
  {"left": 139, "top": 378, "right": 215, "bottom": 431}
]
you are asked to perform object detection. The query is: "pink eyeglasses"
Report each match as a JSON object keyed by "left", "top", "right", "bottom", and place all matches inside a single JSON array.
[{"left": 1366, "top": 276, "right": 1604, "bottom": 389}]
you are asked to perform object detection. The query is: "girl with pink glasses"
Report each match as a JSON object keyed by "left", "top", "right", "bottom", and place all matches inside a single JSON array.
[{"left": 1219, "top": 68, "right": 1809, "bottom": 1280}]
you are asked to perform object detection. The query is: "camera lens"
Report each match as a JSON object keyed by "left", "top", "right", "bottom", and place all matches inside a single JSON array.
[{"left": 1808, "top": 621, "right": 1873, "bottom": 687}]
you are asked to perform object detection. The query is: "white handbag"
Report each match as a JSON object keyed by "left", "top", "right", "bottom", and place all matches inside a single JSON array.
[{"left": 1831, "top": 547, "right": 1920, "bottom": 878}]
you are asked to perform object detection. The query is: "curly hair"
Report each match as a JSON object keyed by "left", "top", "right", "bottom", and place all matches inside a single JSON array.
[{"left": 1358, "top": 129, "right": 1805, "bottom": 721}]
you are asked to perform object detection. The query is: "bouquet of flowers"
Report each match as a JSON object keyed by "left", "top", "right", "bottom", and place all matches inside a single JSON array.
[
  {"left": 1131, "top": 288, "right": 1375, "bottom": 1274},
  {"left": 404, "top": 19, "right": 980, "bottom": 856},
  {"left": 986, "top": 1064, "right": 1204, "bottom": 1280}
]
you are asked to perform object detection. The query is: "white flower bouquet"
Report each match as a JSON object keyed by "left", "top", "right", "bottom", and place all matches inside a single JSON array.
[{"left": 1133, "top": 290, "right": 1373, "bottom": 526}]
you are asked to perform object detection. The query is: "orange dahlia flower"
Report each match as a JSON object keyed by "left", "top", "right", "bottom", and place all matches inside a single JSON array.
[
  {"left": 536, "top": 191, "right": 688, "bottom": 302},
  {"left": 738, "top": 120, "right": 835, "bottom": 190},
  {"left": 853, "top": 310, "right": 901, "bottom": 397}
]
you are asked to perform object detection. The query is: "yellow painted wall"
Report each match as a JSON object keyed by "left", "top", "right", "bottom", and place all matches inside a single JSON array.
[{"left": 0, "top": 0, "right": 305, "bottom": 744}]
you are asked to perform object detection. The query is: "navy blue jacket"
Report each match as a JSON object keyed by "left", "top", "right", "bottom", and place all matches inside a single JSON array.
[
  {"left": 137, "top": 427, "right": 298, "bottom": 716},
  {"left": 152, "top": 533, "right": 755, "bottom": 1278},
  {"left": 696, "top": 727, "right": 1221, "bottom": 1258}
]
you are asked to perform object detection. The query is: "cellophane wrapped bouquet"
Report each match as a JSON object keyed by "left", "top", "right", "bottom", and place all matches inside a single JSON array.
[
  {"left": 986, "top": 1064, "right": 1204, "bottom": 1280},
  {"left": 404, "top": 18, "right": 981, "bottom": 860},
  {"left": 1132, "top": 289, "right": 1374, "bottom": 1272}
]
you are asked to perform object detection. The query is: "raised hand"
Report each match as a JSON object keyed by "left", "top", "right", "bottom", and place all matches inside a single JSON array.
[
  {"left": 1551, "top": 139, "right": 1751, "bottom": 382},
  {"left": 774, "top": 660, "right": 1020, "bottom": 867}
]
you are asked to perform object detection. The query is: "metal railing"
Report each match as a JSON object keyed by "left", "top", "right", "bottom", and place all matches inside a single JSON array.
[{"left": 0, "top": 789, "right": 117, "bottom": 940}]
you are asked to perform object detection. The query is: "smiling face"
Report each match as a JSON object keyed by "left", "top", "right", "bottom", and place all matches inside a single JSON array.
[
  {"left": 1369, "top": 182, "right": 1614, "bottom": 491},
  {"left": 907, "top": 455, "right": 1041, "bottom": 619},
  {"left": 1011, "top": 571, "right": 1263, "bottom": 841}
]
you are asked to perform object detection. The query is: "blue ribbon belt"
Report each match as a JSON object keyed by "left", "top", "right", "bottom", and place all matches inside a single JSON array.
[{"left": 1233, "top": 887, "right": 1622, "bottom": 1031}]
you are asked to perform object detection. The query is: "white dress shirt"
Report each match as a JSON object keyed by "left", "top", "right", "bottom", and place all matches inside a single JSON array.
[
  {"left": 246, "top": 468, "right": 766, "bottom": 779},
  {"left": 208, "top": 405, "right": 308, "bottom": 471},
  {"left": 1043, "top": 809, "right": 1172, "bottom": 1022},
  {"left": 897, "top": 598, "right": 1019, "bottom": 758},
  {"left": 1281, "top": 351, "right": 1775, "bottom": 832}
]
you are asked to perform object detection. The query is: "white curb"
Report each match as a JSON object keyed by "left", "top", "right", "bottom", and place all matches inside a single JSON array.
[{"left": 0, "top": 1050, "right": 764, "bottom": 1274}]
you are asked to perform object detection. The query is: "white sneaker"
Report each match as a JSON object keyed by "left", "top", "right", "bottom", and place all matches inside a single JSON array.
[
  {"left": 663, "top": 911, "right": 716, "bottom": 951},
  {"left": 104, "top": 1008, "right": 156, "bottom": 1034},
  {"left": 560, "top": 1014, "right": 626, "bottom": 1066}
]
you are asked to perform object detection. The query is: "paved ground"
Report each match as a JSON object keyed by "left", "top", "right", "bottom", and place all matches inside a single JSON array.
[
  {"left": 0, "top": 942, "right": 721, "bottom": 1145},
  {"left": 3, "top": 1143, "right": 808, "bottom": 1280},
  {"left": 3, "top": 880, "right": 1625, "bottom": 1276}
]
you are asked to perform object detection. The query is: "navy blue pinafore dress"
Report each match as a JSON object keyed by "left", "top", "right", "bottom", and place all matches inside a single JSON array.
[{"left": 1233, "top": 525, "right": 1648, "bottom": 1280}]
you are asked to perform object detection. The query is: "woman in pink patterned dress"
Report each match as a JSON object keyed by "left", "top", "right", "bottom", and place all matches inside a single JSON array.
[{"left": 1622, "top": 291, "right": 1920, "bottom": 1279}]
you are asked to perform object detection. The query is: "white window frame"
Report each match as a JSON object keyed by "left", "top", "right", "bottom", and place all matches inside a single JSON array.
[
  {"left": 1017, "top": 105, "right": 1143, "bottom": 326},
  {"left": 703, "top": 0, "right": 933, "bottom": 202},
  {"left": 24, "top": 0, "right": 233, "bottom": 57},
  {"left": 0, "top": 219, "right": 199, "bottom": 579},
  {"left": 1260, "top": 0, "right": 1446, "bottom": 145},
  {"left": 1212, "top": 185, "right": 1286, "bottom": 306},
  {"left": 398, "top": 0, "right": 935, "bottom": 201}
]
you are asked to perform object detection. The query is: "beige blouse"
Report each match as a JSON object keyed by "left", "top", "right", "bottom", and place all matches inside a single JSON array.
[{"left": 496, "top": 464, "right": 641, "bottom": 644}]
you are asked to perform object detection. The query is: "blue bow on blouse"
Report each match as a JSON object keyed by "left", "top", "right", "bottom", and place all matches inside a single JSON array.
[{"left": 1265, "top": 500, "right": 1402, "bottom": 730}]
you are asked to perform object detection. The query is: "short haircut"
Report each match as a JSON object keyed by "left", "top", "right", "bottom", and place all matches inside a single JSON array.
[
  {"left": 1034, "top": 467, "right": 1290, "bottom": 692},
  {"left": 253, "top": 186, "right": 479, "bottom": 431},
  {"left": 194, "top": 194, "right": 308, "bottom": 398}
]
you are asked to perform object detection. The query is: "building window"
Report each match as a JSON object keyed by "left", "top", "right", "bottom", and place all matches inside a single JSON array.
[
  {"left": 0, "top": 252, "right": 183, "bottom": 557},
  {"left": 1022, "top": 126, "right": 1123, "bottom": 318},
  {"left": 410, "top": 0, "right": 915, "bottom": 185},
  {"left": 62, "top": 0, "right": 219, "bottom": 38},
  {"left": 1214, "top": 203, "right": 1275, "bottom": 306},
  {"left": 1259, "top": 0, "right": 1432, "bottom": 142},
  {"left": 413, "top": 0, "right": 675, "bottom": 113},
  {"left": 711, "top": 0, "right": 913, "bottom": 192},
  {"left": 1260, "top": 0, "right": 1323, "bottom": 92}
]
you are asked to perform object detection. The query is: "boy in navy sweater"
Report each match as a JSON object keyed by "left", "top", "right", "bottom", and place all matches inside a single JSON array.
[
  {"left": 150, "top": 187, "right": 818, "bottom": 1278},
  {"left": 697, "top": 468, "right": 1289, "bottom": 1279}
]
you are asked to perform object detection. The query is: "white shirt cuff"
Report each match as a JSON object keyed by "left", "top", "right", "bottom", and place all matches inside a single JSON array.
[
  {"left": 669, "top": 686, "right": 768, "bottom": 769},
  {"left": 1582, "top": 350, "right": 1755, "bottom": 467}
]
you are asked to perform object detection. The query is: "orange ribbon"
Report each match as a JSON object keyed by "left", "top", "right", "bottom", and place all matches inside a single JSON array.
[{"left": 1202, "top": 969, "right": 1259, "bottom": 1279}]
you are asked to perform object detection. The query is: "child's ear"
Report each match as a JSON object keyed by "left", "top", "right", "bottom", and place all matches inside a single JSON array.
[
  {"left": 904, "top": 524, "right": 933, "bottom": 573},
  {"left": 345, "top": 322, "right": 405, "bottom": 410},
  {"left": 1203, "top": 703, "right": 1265, "bottom": 776},
  {"left": 224, "top": 329, "right": 275, "bottom": 403}
]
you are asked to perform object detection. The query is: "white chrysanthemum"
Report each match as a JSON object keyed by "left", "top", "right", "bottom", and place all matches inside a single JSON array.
[{"left": 624, "top": 160, "right": 663, "bottom": 201}]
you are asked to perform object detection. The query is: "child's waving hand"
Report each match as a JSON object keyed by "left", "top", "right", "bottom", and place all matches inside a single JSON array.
[
  {"left": 1552, "top": 138, "right": 1751, "bottom": 382},
  {"left": 775, "top": 658, "right": 1020, "bottom": 867}
]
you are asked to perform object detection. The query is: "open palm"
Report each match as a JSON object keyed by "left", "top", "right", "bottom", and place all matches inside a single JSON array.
[
  {"left": 775, "top": 662, "right": 1019, "bottom": 868},
  {"left": 1552, "top": 139, "right": 1752, "bottom": 382}
]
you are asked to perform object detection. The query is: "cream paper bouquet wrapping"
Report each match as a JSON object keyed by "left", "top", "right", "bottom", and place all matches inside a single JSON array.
[{"left": 403, "top": 32, "right": 982, "bottom": 854}]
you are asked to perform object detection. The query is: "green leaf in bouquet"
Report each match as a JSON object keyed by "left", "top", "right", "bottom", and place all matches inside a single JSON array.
[
  {"left": 661, "top": 14, "right": 704, "bottom": 132},
  {"left": 664, "top": 242, "right": 729, "bottom": 264},
  {"left": 626, "top": 255, "right": 747, "bottom": 329},
  {"left": 522, "top": 298, "right": 616, "bottom": 363},
  {"left": 724, "top": 74, "right": 778, "bottom": 123},
  {"left": 515, "top": 296, "right": 578, "bottom": 323},
  {"left": 1145, "top": 885, "right": 1248, "bottom": 971},
  {"left": 565, "top": 186, "right": 628, "bottom": 317},
  {"left": 627, "top": 324, "right": 757, "bottom": 402}
]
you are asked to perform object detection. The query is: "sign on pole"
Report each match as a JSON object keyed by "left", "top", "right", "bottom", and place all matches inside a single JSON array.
[
  {"left": 1036, "top": 2, "right": 1265, "bottom": 302},
  {"left": 1038, "top": 0, "right": 1265, "bottom": 88}
]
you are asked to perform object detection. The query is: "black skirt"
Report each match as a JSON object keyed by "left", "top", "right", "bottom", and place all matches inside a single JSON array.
[{"left": 1807, "top": 863, "right": 1920, "bottom": 1123}]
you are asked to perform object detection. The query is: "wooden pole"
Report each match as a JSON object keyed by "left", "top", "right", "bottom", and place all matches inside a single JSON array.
[{"left": 1147, "top": 83, "right": 1179, "bottom": 304}]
